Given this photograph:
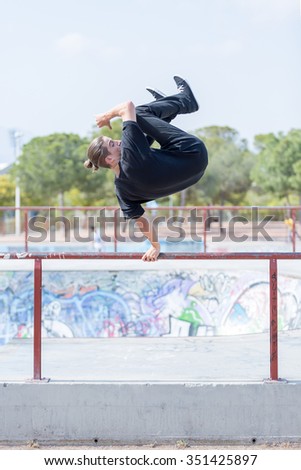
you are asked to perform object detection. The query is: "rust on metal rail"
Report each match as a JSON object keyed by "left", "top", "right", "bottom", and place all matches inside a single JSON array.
[
  {"left": 1, "top": 252, "right": 301, "bottom": 260},
  {"left": 33, "top": 259, "right": 42, "bottom": 380},
  {"left": 269, "top": 258, "right": 278, "bottom": 381}
]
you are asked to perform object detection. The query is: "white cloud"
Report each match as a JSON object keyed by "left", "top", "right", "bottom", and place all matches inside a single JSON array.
[
  {"left": 186, "top": 39, "right": 243, "bottom": 59},
  {"left": 216, "top": 39, "right": 243, "bottom": 57},
  {"left": 56, "top": 33, "right": 122, "bottom": 59},
  {"left": 231, "top": 0, "right": 298, "bottom": 23},
  {"left": 93, "top": 43, "right": 122, "bottom": 58},
  {"left": 56, "top": 33, "right": 89, "bottom": 56}
]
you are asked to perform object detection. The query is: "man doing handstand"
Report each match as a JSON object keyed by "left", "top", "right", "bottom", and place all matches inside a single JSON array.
[{"left": 84, "top": 76, "right": 208, "bottom": 261}]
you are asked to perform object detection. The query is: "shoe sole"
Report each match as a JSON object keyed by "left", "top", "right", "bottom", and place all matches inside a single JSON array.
[
  {"left": 146, "top": 87, "right": 166, "bottom": 100},
  {"left": 173, "top": 75, "right": 199, "bottom": 112}
]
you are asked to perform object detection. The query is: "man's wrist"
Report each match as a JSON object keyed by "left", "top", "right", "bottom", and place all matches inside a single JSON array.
[{"left": 105, "top": 111, "right": 113, "bottom": 121}]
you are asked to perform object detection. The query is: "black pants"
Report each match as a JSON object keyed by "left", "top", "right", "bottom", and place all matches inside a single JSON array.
[{"left": 135, "top": 93, "right": 205, "bottom": 155}]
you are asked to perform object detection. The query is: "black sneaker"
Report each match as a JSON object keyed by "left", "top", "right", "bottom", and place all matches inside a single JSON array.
[
  {"left": 146, "top": 87, "right": 166, "bottom": 100},
  {"left": 173, "top": 75, "right": 199, "bottom": 113}
]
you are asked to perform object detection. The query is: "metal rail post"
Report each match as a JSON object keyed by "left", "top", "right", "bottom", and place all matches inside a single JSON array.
[
  {"left": 203, "top": 208, "right": 207, "bottom": 253},
  {"left": 33, "top": 258, "right": 42, "bottom": 380},
  {"left": 269, "top": 257, "right": 278, "bottom": 381},
  {"left": 292, "top": 208, "right": 296, "bottom": 253},
  {"left": 114, "top": 209, "right": 118, "bottom": 253},
  {"left": 24, "top": 209, "right": 28, "bottom": 252}
]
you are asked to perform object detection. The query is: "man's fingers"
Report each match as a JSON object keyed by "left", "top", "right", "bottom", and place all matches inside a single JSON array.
[
  {"left": 142, "top": 249, "right": 159, "bottom": 262},
  {"left": 142, "top": 255, "right": 152, "bottom": 262}
]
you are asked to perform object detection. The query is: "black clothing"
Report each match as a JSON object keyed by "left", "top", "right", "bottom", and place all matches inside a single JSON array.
[{"left": 114, "top": 95, "right": 208, "bottom": 219}]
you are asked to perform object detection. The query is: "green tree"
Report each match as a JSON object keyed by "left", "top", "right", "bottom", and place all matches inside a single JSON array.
[
  {"left": 0, "top": 175, "right": 16, "bottom": 231},
  {"left": 0, "top": 174, "right": 15, "bottom": 206},
  {"left": 291, "top": 159, "right": 301, "bottom": 195},
  {"left": 251, "top": 129, "right": 301, "bottom": 203},
  {"left": 187, "top": 126, "right": 254, "bottom": 205},
  {"left": 12, "top": 133, "right": 89, "bottom": 205}
]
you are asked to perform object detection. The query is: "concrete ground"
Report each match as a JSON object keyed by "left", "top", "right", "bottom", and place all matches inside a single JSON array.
[
  {"left": 0, "top": 331, "right": 300, "bottom": 382},
  {"left": 1, "top": 441, "right": 301, "bottom": 450}
]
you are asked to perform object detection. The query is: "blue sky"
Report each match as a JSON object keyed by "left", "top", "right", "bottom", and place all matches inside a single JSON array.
[{"left": 0, "top": 0, "right": 300, "bottom": 162}]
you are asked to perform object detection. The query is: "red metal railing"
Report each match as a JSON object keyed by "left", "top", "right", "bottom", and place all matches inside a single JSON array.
[{"left": 1, "top": 251, "right": 301, "bottom": 381}]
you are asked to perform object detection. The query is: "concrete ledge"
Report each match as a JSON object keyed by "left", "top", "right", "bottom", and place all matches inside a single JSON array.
[{"left": 1, "top": 381, "right": 301, "bottom": 443}]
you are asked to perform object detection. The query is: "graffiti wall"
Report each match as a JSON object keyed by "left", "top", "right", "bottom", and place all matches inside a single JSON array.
[{"left": 1, "top": 268, "right": 301, "bottom": 344}]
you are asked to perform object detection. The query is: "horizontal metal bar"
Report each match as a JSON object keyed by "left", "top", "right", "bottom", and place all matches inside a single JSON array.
[
  {"left": 1, "top": 252, "right": 301, "bottom": 260},
  {"left": 1, "top": 205, "right": 301, "bottom": 211}
]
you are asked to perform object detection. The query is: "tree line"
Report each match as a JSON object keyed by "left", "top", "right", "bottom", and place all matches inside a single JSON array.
[{"left": 1, "top": 121, "right": 301, "bottom": 207}]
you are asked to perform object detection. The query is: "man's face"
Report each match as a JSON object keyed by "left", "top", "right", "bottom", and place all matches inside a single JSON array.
[{"left": 102, "top": 136, "right": 122, "bottom": 161}]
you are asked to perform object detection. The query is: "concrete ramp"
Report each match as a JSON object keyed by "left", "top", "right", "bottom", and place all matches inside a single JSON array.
[
  {"left": 1, "top": 380, "right": 301, "bottom": 444},
  {"left": 0, "top": 334, "right": 301, "bottom": 444}
]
